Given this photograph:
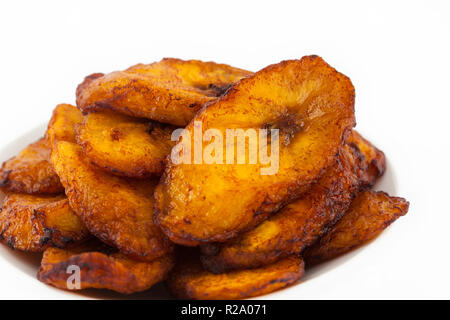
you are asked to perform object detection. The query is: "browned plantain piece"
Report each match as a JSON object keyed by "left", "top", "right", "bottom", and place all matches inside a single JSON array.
[
  {"left": 304, "top": 190, "right": 409, "bottom": 265},
  {"left": 76, "top": 58, "right": 252, "bottom": 126},
  {"left": 155, "top": 56, "right": 356, "bottom": 246},
  {"left": 201, "top": 130, "right": 385, "bottom": 272},
  {"left": 37, "top": 239, "right": 175, "bottom": 294},
  {"left": 50, "top": 141, "right": 173, "bottom": 262},
  {"left": 0, "top": 103, "right": 82, "bottom": 195},
  {"left": 201, "top": 137, "right": 366, "bottom": 272},
  {"left": 76, "top": 111, "right": 176, "bottom": 178},
  {"left": 46, "top": 103, "right": 84, "bottom": 146},
  {"left": 347, "top": 130, "right": 385, "bottom": 189},
  {"left": 0, "top": 193, "right": 88, "bottom": 252},
  {"left": 0, "top": 138, "right": 63, "bottom": 194},
  {"left": 167, "top": 250, "right": 304, "bottom": 300}
]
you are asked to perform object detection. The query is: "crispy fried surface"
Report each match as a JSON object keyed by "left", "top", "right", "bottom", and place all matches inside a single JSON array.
[
  {"left": 37, "top": 240, "right": 175, "bottom": 294},
  {"left": 0, "top": 138, "right": 63, "bottom": 194},
  {"left": 201, "top": 131, "right": 385, "bottom": 272},
  {"left": 76, "top": 111, "right": 176, "bottom": 178},
  {"left": 50, "top": 141, "right": 173, "bottom": 261},
  {"left": 155, "top": 56, "right": 356, "bottom": 246},
  {"left": 46, "top": 104, "right": 84, "bottom": 146},
  {"left": 167, "top": 250, "right": 304, "bottom": 300},
  {"left": 347, "top": 130, "right": 385, "bottom": 189},
  {"left": 304, "top": 191, "right": 409, "bottom": 265},
  {"left": 0, "top": 193, "right": 88, "bottom": 252},
  {"left": 201, "top": 139, "right": 366, "bottom": 272},
  {"left": 76, "top": 58, "right": 252, "bottom": 126}
]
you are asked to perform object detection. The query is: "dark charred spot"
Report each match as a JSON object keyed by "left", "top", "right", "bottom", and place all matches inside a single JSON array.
[
  {"left": 43, "top": 227, "right": 53, "bottom": 237},
  {"left": 6, "top": 236, "right": 15, "bottom": 250},
  {"left": 0, "top": 223, "right": 9, "bottom": 241},
  {"left": 269, "top": 279, "right": 278, "bottom": 284},
  {"left": 207, "top": 83, "right": 233, "bottom": 97},
  {"left": 189, "top": 103, "right": 197, "bottom": 108},
  {"left": 253, "top": 210, "right": 264, "bottom": 217},
  {"left": 261, "top": 198, "right": 274, "bottom": 206},
  {"left": 110, "top": 128, "right": 123, "bottom": 141},
  {"left": 195, "top": 83, "right": 233, "bottom": 97},
  {"left": 347, "top": 141, "right": 360, "bottom": 152},
  {"left": 39, "top": 228, "right": 53, "bottom": 246},
  {"left": 39, "top": 236, "right": 50, "bottom": 246},
  {"left": 0, "top": 170, "right": 12, "bottom": 187},
  {"left": 183, "top": 218, "right": 192, "bottom": 225},
  {"left": 31, "top": 209, "right": 41, "bottom": 222},
  {"left": 263, "top": 113, "right": 305, "bottom": 146}
]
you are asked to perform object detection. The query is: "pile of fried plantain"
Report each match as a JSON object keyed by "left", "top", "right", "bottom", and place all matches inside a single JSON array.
[
  {"left": 200, "top": 130, "right": 376, "bottom": 272},
  {"left": 0, "top": 56, "right": 409, "bottom": 298},
  {"left": 155, "top": 56, "right": 356, "bottom": 246}
]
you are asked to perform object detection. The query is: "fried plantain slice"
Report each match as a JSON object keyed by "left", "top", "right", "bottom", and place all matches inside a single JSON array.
[
  {"left": 50, "top": 141, "right": 173, "bottom": 261},
  {"left": 0, "top": 104, "right": 83, "bottom": 195},
  {"left": 155, "top": 56, "right": 356, "bottom": 246},
  {"left": 46, "top": 103, "right": 84, "bottom": 146},
  {"left": 201, "top": 131, "right": 385, "bottom": 272},
  {"left": 201, "top": 141, "right": 363, "bottom": 272},
  {"left": 0, "top": 193, "right": 88, "bottom": 252},
  {"left": 76, "top": 111, "right": 176, "bottom": 178},
  {"left": 37, "top": 239, "right": 175, "bottom": 294},
  {"left": 167, "top": 250, "right": 304, "bottom": 300},
  {"left": 304, "top": 190, "right": 409, "bottom": 265},
  {"left": 347, "top": 130, "right": 385, "bottom": 189},
  {"left": 76, "top": 58, "right": 252, "bottom": 126},
  {"left": 0, "top": 138, "right": 64, "bottom": 194}
]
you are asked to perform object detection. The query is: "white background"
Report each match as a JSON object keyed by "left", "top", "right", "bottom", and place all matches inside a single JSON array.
[{"left": 0, "top": 0, "right": 449, "bottom": 299}]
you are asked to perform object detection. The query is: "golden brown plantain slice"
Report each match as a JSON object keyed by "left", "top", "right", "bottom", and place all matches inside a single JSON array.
[
  {"left": 304, "top": 190, "right": 409, "bottom": 265},
  {"left": 201, "top": 140, "right": 363, "bottom": 272},
  {"left": 76, "top": 58, "right": 252, "bottom": 126},
  {"left": 155, "top": 56, "right": 356, "bottom": 246},
  {"left": 347, "top": 130, "right": 385, "bottom": 189},
  {"left": 167, "top": 250, "right": 304, "bottom": 300},
  {"left": 37, "top": 239, "right": 175, "bottom": 294},
  {"left": 0, "top": 138, "right": 64, "bottom": 194},
  {"left": 50, "top": 141, "right": 173, "bottom": 262},
  {"left": 0, "top": 104, "right": 83, "bottom": 195},
  {"left": 46, "top": 103, "right": 84, "bottom": 146},
  {"left": 0, "top": 193, "right": 88, "bottom": 252},
  {"left": 76, "top": 111, "right": 176, "bottom": 178},
  {"left": 201, "top": 131, "right": 386, "bottom": 272}
]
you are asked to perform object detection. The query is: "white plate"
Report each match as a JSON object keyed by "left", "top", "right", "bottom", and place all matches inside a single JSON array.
[{"left": 0, "top": 123, "right": 403, "bottom": 299}]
